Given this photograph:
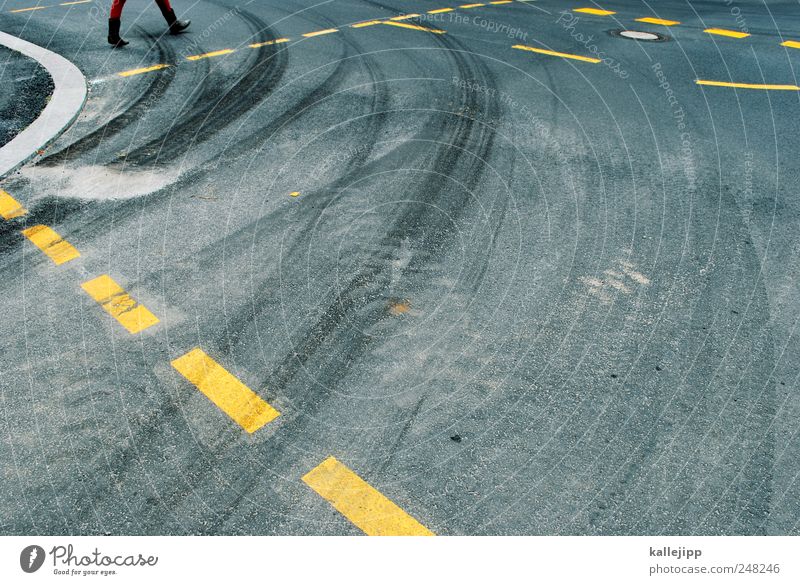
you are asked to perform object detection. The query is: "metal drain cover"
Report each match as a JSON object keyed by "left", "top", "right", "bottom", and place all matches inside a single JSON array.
[{"left": 614, "top": 29, "right": 666, "bottom": 41}]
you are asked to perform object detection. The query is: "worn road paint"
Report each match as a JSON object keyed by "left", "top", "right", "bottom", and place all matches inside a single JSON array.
[
  {"left": 427, "top": 8, "right": 453, "bottom": 14},
  {"left": 117, "top": 64, "right": 170, "bottom": 77},
  {"left": 171, "top": 348, "right": 280, "bottom": 433},
  {"left": 81, "top": 275, "right": 160, "bottom": 333},
  {"left": 303, "top": 28, "right": 338, "bottom": 37},
  {"left": 249, "top": 38, "right": 290, "bottom": 48},
  {"left": 512, "top": 44, "right": 601, "bottom": 63},
  {"left": 186, "top": 49, "right": 235, "bottom": 61},
  {"left": 781, "top": 40, "right": 800, "bottom": 49},
  {"left": 382, "top": 21, "right": 445, "bottom": 33},
  {"left": 22, "top": 225, "right": 80, "bottom": 265},
  {"left": 302, "top": 456, "right": 435, "bottom": 536},
  {"left": 0, "top": 190, "right": 27, "bottom": 219}
]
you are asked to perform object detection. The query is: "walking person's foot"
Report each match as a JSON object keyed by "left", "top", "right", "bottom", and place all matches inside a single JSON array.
[{"left": 107, "top": 17, "right": 129, "bottom": 47}]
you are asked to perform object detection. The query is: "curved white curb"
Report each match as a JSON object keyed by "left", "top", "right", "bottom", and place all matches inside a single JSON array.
[{"left": 0, "top": 31, "right": 87, "bottom": 178}]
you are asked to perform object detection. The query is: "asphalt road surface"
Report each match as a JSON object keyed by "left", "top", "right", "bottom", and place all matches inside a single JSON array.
[{"left": 1, "top": 0, "right": 799, "bottom": 536}]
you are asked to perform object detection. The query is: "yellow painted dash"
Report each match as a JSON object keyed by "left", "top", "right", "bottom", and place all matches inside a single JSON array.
[
  {"left": 512, "top": 44, "right": 601, "bottom": 63},
  {"left": 573, "top": 7, "right": 616, "bottom": 16},
  {"left": 290, "top": 191, "right": 301, "bottom": 197},
  {"left": 635, "top": 17, "right": 680, "bottom": 26},
  {"left": 171, "top": 348, "right": 280, "bottom": 433},
  {"left": 460, "top": 3, "right": 485, "bottom": 8},
  {"left": 704, "top": 28, "right": 750, "bottom": 38},
  {"left": 382, "top": 21, "right": 445, "bottom": 33},
  {"left": 81, "top": 275, "right": 159, "bottom": 334},
  {"left": 60, "top": 0, "right": 92, "bottom": 5},
  {"left": 427, "top": 8, "right": 453, "bottom": 14},
  {"left": 390, "top": 13, "right": 420, "bottom": 20},
  {"left": 117, "top": 64, "right": 170, "bottom": 77},
  {"left": 249, "top": 38, "right": 290, "bottom": 48},
  {"left": 490, "top": 1, "right": 513, "bottom": 4},
  {"left": 303, "top": 28, "right": 338, "bottom": 38},
  {"left": 781, "top": 40, "right": 800, "bottom": 49},
  {"left": 22, "top": 225, "right": 79, "bottom": 265},
  {"left": 186, "top": 49, "right": 235, "bottom": 61},
  {"left": 302, "top": 456, "right": 435, "bottom": 536},
  {"left": 10, "top": 5, "right": 47, "bottom": 12},
  {"left": 0, "top": 190, "right": 27, "bottom": 219},
  {"left": 352, "top": 20, "right": 382, "bottom": 28},
  {"left": 696, "top": 79, "right": 800, "bottom": 91}
]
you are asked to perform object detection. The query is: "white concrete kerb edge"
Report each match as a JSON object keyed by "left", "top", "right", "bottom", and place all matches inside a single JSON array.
[{"left": 0, "top": 31, "right": 87, "bottom": 179}]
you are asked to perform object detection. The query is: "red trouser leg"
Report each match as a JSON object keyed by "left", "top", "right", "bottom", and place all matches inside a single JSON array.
[{"left": 109, "top": 0, "right": 125, "bottom": 19}]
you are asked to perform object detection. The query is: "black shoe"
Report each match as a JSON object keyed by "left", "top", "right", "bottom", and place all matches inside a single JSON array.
[
  {"left": 108, "top": 18, "right": 129, "bottom": 47},
  {"left": 163, "top": 9, "right": 190, "bottom": 34}
]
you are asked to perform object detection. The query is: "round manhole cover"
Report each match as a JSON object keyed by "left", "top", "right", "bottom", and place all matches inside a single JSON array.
[{"left": 614, "top": 29, "right": 667, "bottom": 41}]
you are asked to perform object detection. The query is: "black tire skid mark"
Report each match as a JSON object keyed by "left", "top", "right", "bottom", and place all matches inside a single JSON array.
[
  {"left": 39, "top": 31, "right": 179, "bottom": 166},
  {"left": 116, "top": 9, "right": 289, "bottom": 167}
]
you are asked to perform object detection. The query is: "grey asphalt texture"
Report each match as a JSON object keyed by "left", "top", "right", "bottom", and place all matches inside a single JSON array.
[
  {"left": 0, "top": 46, "right": 53, "bottom": 148},
  {"left": 1, "top": 0, "right": 800, "bottom": 535}
]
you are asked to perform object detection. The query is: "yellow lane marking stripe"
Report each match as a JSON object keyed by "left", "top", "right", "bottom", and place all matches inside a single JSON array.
[
  {"left": 60, "top": 0, "right": 91, "bottom": 5},
  {"left": 10, "top": 6, "right": 47, "bottom": 12},
  {"left": 290, "top": 191, "right": 301, "bottom": 197},
  {"left": 390, "top": 13, "right": 420, "bottom": 20},
  {"left": 22, "top": 225, "right": 80, "bottom": 265},
  {"left": 428, "top": 8, "right": 453, "bottom": 14},
  {"left": 171, "top": 348, "right": 280, "bottom": 433},
  {"left": 302, "top": 457, "right": 435, "bottom": 536},
  {"left": 573, "top": 7, "right": 616, "bottom": 16},
  {"left": 0, "top": 190, "right": 27, "bottom": 219},
  {"left": 512, "top": 44, "right": 601, "bottom": 63},
  {"left": 704, "top": 28, "right": 750, "bottom": 38},
  {"left": 117, "top": 64, "right": 170, "bottom": 77},
  {"left": 186, "top": 49, "right": 234, "bottom": 61},
  {"left": 382, "top": 21, "right": 445, "bottom": 33},
  {"left": 490, "top": 1, "right": 513, "bottom": 4},
  {"left": 249, "top": 37, "right": 290, "bottom": 48},
  {"left": 696, "top": 79, "right": 800, "bottom": 90},
  {"left": 636, "top": 17, "right": 680, "bottom": 26},
  {"left": 781, "top": 40, "right": 800, "bottom": 49},
  {"left": 303, "top": 28, "right": 338, "bottom": 37},
  {"left": 352, "top": 20, "right": 381, "bottom": 27},
  {"left": 81, "top": 275, "right": 160, "bottom": 333},
  {"left": 460, "top": 3, "right": 485, "bottom": 7}
]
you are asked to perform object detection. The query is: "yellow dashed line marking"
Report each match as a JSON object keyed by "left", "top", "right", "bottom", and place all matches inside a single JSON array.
[
  {"left": 490, "top": 0, "right": 513, "bottom": 4},
  {"left": 460, "top": 3, "right": 485, "bottom": 8},
  {"left": 22, "top": 225, "right": 80, "bottom": 265},
  {"left": 781, "top": 40, "right": 800, "bottom": 49},
  {"left": 573, "top": 7, "right": 616, "bottom": 16},
  {"left": 428, "top": 7, "right": 453, "bottom": 14},
  {"left": 0, "top": 190, "right": 27, "bottom": 219},
  {"left": 186, "top": 49, "right": 235, "bottom": 61},
  {"left": 117, "top": 64, "right": 170, "bottom": 77},
  {"left": 696, "top": 80, "right": 800, "bottom": 91},
  {"left": 704, "top": 28, "right": 750, "bottom": 38},
  {"left": 60, "top": 0, "right": 91, "bottom": 5},
  {"left": 635, "top": 17, "right": 680, "bottom": 26},
  {"left": 290, "top": 191, "right": 301, "bottom": 197},
  {"left": 10, "top": 6, "right": 47, "bottom": 12},
  {"left": 171, "top": 348, "right": 280, "bottom": 434},
  {"left": 81, "top": 275, "right": 160, "bottom": 333},
  {"left": 390, "top": 13, "right": 420, "bottom": 20},
  {"left": 249, "top": 38, "right": 290, "bottom": 48},
  {"left": 383, "top": 21, "right": 445, "bottom": 33},
  {"left": 302, "top": 456, "right": 435, "bottom": 536},
  {"left": 512, "top": 44, "right": 601, "bottom": 63},
  {"left": 303, "top": 28, "right": 338, "bottom": 38},
  {"left": 352, "top": 20, "right": 382, "bottom": 28}
]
